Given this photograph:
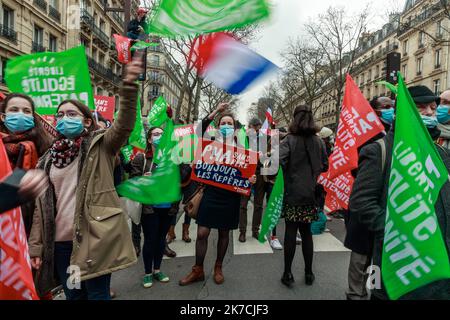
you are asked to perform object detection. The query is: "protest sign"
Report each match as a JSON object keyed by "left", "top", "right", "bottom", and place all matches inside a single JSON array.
[
  {"left": 5, "top": 46, "right": 95, "bottom": 116},
  {"left": 36, "top": 114, "right": 58, "bottom": 138},
  {"left": 191, "top": 139, "right": 257, "bottom": 196},
  {"left": 318, "top": 172, "right": 354, "bottom": 211},
  {"left": 0, "top": 139, "right": 38, "bottom": 300},
  {"left": 94, "top": 95, "right": 116, "bottom": 121}
]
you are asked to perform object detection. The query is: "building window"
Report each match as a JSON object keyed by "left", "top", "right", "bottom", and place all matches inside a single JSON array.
[
  {"left": 435, "top": 49, "right": 441, "bottom": 69},
  {"left": 418, "top": 31, "right": 425, "bottom": 48},
  {"left": 98, "top": 52, "right": 105, "bottom": 65},
  {"left": 402, "top": 64, "right": 407, "bottom": 81},
  {"left": 437, "top": 20, "right": 443, "bottom": 37},
  {"left": 403, "top": 39, "right": 409, "bottom": 55},
  {"left": 375, "top": 65, "right": 380, "bottom": 78},
  {"left": 49, "top": 35, "right": 57, "bottom": 52},
  {"left": 151, "top": 55, "right": 160, "bottom": 67},
  {"left": 0, "top": 57, "right": 6, "bottom": 83},
  {"left": 151, "top": 85, "right": 159, "bottom": 97},
  {"left": 2, "top": 5, "right": 14, "bottom": 29},
  {"left": 416, "top": 57, "right": 423, "bottom": 75},
  {"left": 33, "top": 25, "right": 44, "bottom": 45},
  {"left": 99, "top": 18, "right": 105, "bottom": 32},
  {"left": 92, "top": 47, "right": 97, "bottom": 60},
  {"left": 97, "top": 87, "right": 103, "bottom": 95},
  {"left": 434, "top": 79, "right": 441, "bottom": 95}
]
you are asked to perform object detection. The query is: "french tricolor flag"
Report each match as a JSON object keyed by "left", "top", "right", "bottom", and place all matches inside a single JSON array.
[{"left": 193, "top": 33, "right": 279, "bottom": 95}]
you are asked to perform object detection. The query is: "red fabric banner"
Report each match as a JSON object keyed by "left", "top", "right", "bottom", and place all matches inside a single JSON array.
[
  {"left": 0, "top": 139, "right": 39, "bottom": 300},
  {"left": 94, "top": 95, "right": 116, "bottom": 122},
  {"left": 113, "top": 34, "right": 132, "bottom": 64},
  {"left": 191, "top": 139, "right": 257, "bottom": 196},
  {"left": 320, "top": 74, "right": 385, "bottom": 213}
]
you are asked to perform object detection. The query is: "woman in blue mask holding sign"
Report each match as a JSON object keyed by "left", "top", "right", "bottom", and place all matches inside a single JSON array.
[
  {"left": 179, "top": 103, "right": 257, "bottom": 287},
  {"left": 0, "top": 93, "right": 52, "bottom": 235},
  {"left": 28, "top": 54, "right": 144, "bottom": 300}
]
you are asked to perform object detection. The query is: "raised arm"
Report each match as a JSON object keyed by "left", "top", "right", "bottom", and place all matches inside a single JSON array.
[{"left": 103, "top": 54, "right": 144, "bottom": 155}]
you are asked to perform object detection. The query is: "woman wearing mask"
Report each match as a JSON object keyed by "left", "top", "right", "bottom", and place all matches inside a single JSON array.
[
  {"left": 179, "top": 103, "right": 257, "bottom": 286},
  {"left": 28, "top": 55, "right": 144, "bottom": 300},
  {"left": 0, "top": 93, "right": 52, "bottom": 235},
  {"left": 130, "top": 126, "right": 179, "bottom": 288},
  {"left": 279, "top": 105, "right": 328, "bottom": 287}
]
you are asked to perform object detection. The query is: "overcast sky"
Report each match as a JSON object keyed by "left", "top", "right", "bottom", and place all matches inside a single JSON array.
[{"left": 236, "top": 0, "right": 404, "bottom": 123}]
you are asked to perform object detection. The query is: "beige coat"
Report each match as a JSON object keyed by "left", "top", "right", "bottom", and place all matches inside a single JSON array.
[{"left": 28, "top": 80, "right": 138, "bottom": 296}]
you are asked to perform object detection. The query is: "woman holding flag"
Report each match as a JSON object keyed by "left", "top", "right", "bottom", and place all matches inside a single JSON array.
[
  {"left": 28, "top": 54, "right": 144, "bottom": 300},
  {"left": 129, "top": 126, "right": 180, "bottom": 288},
  {"left": 179, "top": 103, "right": 257, "bottom": 286},
  {"left": 0, "top": 93, "right": 52, "bottom": 235}
]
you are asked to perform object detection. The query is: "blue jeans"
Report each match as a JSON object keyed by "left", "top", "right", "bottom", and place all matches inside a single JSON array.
[
  {"left": 141, "top": 208, "right": 173, "bottom": 274},
  {"left": 54, "top": 241, "right": 111, "bottom": 300}
]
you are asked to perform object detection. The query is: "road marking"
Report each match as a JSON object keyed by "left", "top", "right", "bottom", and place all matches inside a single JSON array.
[
  {"left": 313, "top": 233, "right": 350, "bottom": 252},
  {"left": 232, "top": 228, "right": 274, "bottom": 255}
]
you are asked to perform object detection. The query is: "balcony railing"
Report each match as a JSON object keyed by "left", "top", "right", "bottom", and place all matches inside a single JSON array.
[
  {"left": 87, "top": 57, "right": 121, "bottom": 84},
  {"left": 398, "top": 3, "right": 443, "bottom": 36},
  {"left": 33, "top": 0, "right": 47, "bottom": 12},
  {"left": 0, "top": 24, "right": 17, "bottom": 43},
  {"left": 49, "top": 5, "right": 61, "bottom": 23},
  {"left": 92, "top": 24, "right": 109, "bottom": 47},
  {"left": 80, "top": 9, "right": 94, "bottom": 29},
  {"left": 32, "top": 41, "right": 46, "bottom": 53},
  {"left": 111, "top": 12, "right": 124, "bottom": 26}
]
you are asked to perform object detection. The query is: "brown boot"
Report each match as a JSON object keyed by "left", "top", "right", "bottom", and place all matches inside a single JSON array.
[
  {"left": 182, "top": 224, "right": 191, "bottom": 243},
  {"left": 214, "top": 262, "right": 224, "bottom": 285},
  {"left": 167, "top": 225, "right": 176, "bottom": 244},
  {"left": 179, "top": 265, "right": 205, "bottom": 286}
]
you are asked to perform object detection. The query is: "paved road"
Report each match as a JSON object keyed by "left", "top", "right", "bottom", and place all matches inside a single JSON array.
[{"left": 110, "top": 202, "right": 351, "bottom": 300}]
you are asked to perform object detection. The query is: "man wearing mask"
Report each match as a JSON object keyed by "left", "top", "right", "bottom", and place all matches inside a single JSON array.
[
  {"left": 437, "top": 90, "right": 450, "bottom": 148},
  {"left": 349, "top": 85, "right": 450, "bottom": 300},
  {"left": 344, "top": 95, "right": 394, "bottom": 300}
]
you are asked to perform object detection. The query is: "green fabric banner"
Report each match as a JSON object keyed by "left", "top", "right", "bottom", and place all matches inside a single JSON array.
[
  {"left": 117, "top": 119, "right": 181, "bottom": 205},
  {"left": 5, "top": 46, "right": 95, "bottom": 115},
  {"left": 382, "top": 73, "right": 450, "bottom": 299},
  {"left": 259, "top": 168, "right": 284, "bottom": 243},
  {"left": 128, "top": 96, "right": 147, "bottom": 151},
  {"left": 376, "top": 81, "right": 398, "bottom": 94},
  {"left": 131, "top": 41, "right": 159, "bottom": 51},
  {"left": 147, "top": 0, "right": 271, "bottom": 37},
  {"left": 148, "top": 96, "right": 169, "bottom": 127}
]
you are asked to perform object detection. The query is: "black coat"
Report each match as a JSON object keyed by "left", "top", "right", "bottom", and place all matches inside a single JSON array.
[
  {"left": 349, "top": 129, "right": 450, "bottom": 300},
  {"left": 279, "top": 134, "right": 328, "bottom": 206}
]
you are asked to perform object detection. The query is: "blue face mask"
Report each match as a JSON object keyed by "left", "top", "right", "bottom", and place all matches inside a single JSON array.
[
  {"left": 56, "top": 117, "right": 85, "bottom": 139},
  {"left": 220, "top": 125, "right": 234, "bottom": 137},
  {"left": 421, "top": 115, "right": 439, "bottom": 128},
  {"left": 152, "top": 136, "right": 161, "bottom": 147},
  {"left": 437, "top": 105, "right": 450, "bottom": 124},
  {"left": 4, "top": 112, "right": 35, "bottom": 133},
  {"left": 380, "top": 108, "right": 395, "bottom": 124}
]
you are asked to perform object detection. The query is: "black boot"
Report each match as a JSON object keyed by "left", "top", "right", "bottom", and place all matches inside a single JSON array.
[
  {"left": 281, "top": 272, "right": 294, "bottom": 288},
  {"left": 305, "top": 272, "right": 315, "bottom": 286}
]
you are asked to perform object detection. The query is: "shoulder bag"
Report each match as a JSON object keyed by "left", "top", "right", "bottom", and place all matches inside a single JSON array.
[
  {"left": 121, "top": 156, "right": 147, "bottom": 225},
  {"left": 183, "top": 184, "right": 205, "bottom": 220}
]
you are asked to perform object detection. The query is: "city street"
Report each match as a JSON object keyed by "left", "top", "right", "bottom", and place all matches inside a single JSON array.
[{"left": 109, "top": 201, "right": 350, "bottom": 300}]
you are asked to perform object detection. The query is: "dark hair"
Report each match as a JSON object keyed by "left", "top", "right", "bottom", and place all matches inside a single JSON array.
[
  {"left": 288, "top": 105, "right": 319, "bottom": 136},
  {"left": 0, "top": 93, "right": 52, "bottom": 156},
  {"left": 146, "top": 126, "right": 162, "bottom": 153},
  {"left": 57, "top": 99, "right": 98, "bottom": 132}
]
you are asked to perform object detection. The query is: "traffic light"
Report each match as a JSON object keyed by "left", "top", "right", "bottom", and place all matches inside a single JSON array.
[{"left": 386, "top": 52, "right": 401, "bottom": 84}]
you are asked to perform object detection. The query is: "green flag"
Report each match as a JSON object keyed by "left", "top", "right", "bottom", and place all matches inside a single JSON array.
[
  {"left": 148, "top": 96, "right": 169, "bottom": 127},
  {"left": 147, "top": 0, "right": 271, "bottom": 37},
  {"left": 382, "top": 73, "right": 450, "bottom": 300},
  {"left": 129, "top": 96, "right": 147, "bottom": 150},
  {"left": 5, "top": 46, "right": 95, "bottom": 115},
  {"left": 376, "top": 81, "right": 398, "bottom": 94},
  {"left": 117, "top": 119, "right": 181, "bottom": 205},
  {"left": 131, "top": 41, "right": 159, "bottom": 51},
  {"left": 259, "top": 168, "right": 284, "bottom": 243},
  {"left": 237, "top": 126, "right": 250, "bottom": 150}
]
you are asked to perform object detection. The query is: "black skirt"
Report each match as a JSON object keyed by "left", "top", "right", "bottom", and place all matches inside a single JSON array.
[{"left": 196, "top": 185, "right": 241, "bottom": 230}]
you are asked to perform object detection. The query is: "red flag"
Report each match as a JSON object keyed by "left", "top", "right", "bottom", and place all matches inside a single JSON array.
[
  {"left": 94, "top": 95, "right": 116, "bottom": 122},
  {"left": 319, "top": 74, "right": 385, "bottom": 213},
  {"left": 113, "top": 34, "right": 132, "bottom": 64},
  {"left": 326, "top": 74, "right": 385, "bottom": 179},
  {"left": 0, "top": 139, "right": 39, "bottom": 300}
]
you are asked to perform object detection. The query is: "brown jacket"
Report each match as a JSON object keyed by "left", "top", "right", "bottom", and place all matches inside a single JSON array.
[{"left": 28, "top": 80, "right": 139, "bottom": 296}]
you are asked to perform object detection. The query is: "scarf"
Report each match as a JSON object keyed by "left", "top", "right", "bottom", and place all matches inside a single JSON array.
[
  {"left": 50, "top": 137, "right": 83, "bottom": 168},
  {"left": 2, "top": 132, "right": 38, "bottom": 169}
]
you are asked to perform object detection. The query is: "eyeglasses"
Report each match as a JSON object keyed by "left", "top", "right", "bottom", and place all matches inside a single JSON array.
[{"left": 55, "top": 111, "right": 84, "bottom": 120}]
